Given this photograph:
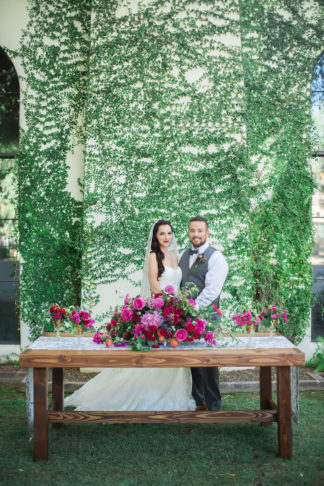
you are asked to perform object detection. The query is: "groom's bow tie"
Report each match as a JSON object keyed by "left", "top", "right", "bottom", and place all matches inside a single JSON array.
[{"left": 189, "top": 249, "right": 199, "bottom": 256}]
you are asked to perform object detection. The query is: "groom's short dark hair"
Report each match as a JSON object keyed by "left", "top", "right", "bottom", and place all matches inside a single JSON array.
[{"left": 189, "top": 216, "right": 209, "bottom": 229}]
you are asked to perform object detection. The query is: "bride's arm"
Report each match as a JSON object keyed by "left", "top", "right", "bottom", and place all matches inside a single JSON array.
[{"left": 148, "top": 252, "right": 162, "bottom": 295}]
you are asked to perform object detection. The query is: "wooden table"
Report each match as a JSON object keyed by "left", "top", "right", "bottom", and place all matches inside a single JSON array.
[{"left": 19, "top": 335, "right": 305, "bottom": 461}]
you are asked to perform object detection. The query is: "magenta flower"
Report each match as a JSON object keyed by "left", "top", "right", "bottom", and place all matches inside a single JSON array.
[
  {"left": 84, "top": 319, "right": 95, "bottom": 328},
  {"left": 93, "top": 332, "right": 104, "bottom": 344},
  {"left": 133, "top": 297, "right": 146, "bottom": 310},
  {"left": 189, "top": 299, "right": 196, "bottom": 306},
  {"left": 124, "top": 294, "right": 131, "bottom": 305},
  {"left": 151, "top": 297, "right": 164, "bottom": 308},
  {"left": 270, "top": 314, "right": 277, "bottom": 319},
  {"left": 175, "top": 329, "right": 188, "bottom": 342},
  {"left": 204, "top": 332, "right": 216, "bottom": 345},
  {"left": 121, "top": 307, "right": 133, "bottom": 322},
  {"left": 164, "top": 285, "right": 175, "bottom": 295},
  {"left": 52, "top": 313, "right": 62, "bottom": 320}
]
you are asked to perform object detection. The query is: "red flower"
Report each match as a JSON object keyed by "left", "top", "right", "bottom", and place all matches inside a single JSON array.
[
  {"left": 152, "top": 344, "right": 160, "bottom": 348},
  {"left": 163, "top": 304, "right": 183, "bottom": 323},
  {"left": 59, "top": 308, "right": 67, "bottom": 314},
  {"left": 159, "top": 328, "right": 168, "bottom": 337},
  {"left": 185, "top": 318, "right": 195, "bottom": 333},
  {"left": 154, "top": 293, "right": 163, "bottom": 298},
  {"left": 132, "top": 312, "right": 140, "bottom": 322},
  {"left": 111, "top": 319, "right": 117, "bottom": 327}
]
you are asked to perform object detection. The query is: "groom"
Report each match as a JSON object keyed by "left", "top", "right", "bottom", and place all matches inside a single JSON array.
[{"left": 179, "top": 216, "right": 228, "bottom": 411}]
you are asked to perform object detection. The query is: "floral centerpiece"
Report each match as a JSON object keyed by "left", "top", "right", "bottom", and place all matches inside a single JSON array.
[
  {"left": 69, "top": 310, "right": 95, "bottom": 332},
  {"left": 258, "top": 306, "right": 288, "bottom": 334},
  {"left": 232, "top": 309, "right": 261, "bottom": 333},
  {"left": 93, "top": 285, "right": 221, "bottom": 350},
  {"left": 49, "top": 304, "right": 68, "bottom": 323},
  {"left": 48, "top": 305, "right": 94, "bottom": 336},
  {"left": 232, "top": 306, "right": 288, "bottom": 336},
  {"left": 49, "top": 304, "right": 68, "bottom": 338}
]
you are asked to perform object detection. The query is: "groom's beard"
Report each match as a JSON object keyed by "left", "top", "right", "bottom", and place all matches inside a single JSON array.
[{"left": 190, "top": 237, "right": 207, "bottom": 249}]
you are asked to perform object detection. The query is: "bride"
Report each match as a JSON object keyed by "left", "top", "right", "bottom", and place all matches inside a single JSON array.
[{"left": 64, "top": 220, "right": 195, "bottom": 411}]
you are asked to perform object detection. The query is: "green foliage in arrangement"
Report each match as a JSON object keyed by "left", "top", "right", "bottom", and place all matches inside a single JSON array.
[
  {"left": 16, "top": 0, "right": 91, "bottom": 339},
  {"left": 11, "top": 0, "right": 324, "bottom": 342}
]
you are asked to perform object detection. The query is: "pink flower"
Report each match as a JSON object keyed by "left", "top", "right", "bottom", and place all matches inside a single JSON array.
[
  {"left": 204, "top": 331, "right": 215, "bottom": 344},
  {"left": 133, "top": 297, "right": 146, "bottom": 310},
  {"left": 124, "top": 294, "right": 131, "bottom": 305},
  {"left": 164, "top": 285, "right": 175, "bottom": 295},
  {"left": 151, "top": 297, "right": 164, "bottom": 308},
  {"left": 53, "top": 313, "right": 62, "bottom": 320},
  {"left": 271, "top": 306, "right": 278, "bottom": 311},
  {"left": 93, "top": 332, "right": 104, "bottom": 344},
  {"left": 84, "top": 318, "right": 94, "bottom": 328},
  {"left": 270, "top": 314, "right": 277, "bottom": 319},
  {"left": 203, "top": 331, "right": 217, "bottom": 345},
  {"left": 189, "top": 299, "right": 196, "bottom": 306},
  {"left": 212, "top": 304, "right": 222, "bottom": 316},
  {"left": 175, "top": 329, "right": 188, "bottom": 342},
  {"left": 121, "top": 307, "right": 133, "bottom": 322},
  {"left": 140, "top": 311, "right": 161, "bottom": 328},
  {"left": 282, "top": 312, "right": 288, "bottom": 323}
]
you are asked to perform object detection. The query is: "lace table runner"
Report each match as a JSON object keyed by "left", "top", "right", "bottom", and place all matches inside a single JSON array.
[{"left": 28, "top": 335, "right": 296, "bottom": 351}]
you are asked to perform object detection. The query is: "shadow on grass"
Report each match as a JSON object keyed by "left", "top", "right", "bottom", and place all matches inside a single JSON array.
[{"left": 1, "top": 387, "right": 324, "bottom": 486}]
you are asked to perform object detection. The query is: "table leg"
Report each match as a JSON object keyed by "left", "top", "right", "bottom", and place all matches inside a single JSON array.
[
  {"left": 33, "top": 368, "right": 48, "bottom": 461},
  {"left": 260, "top": 366, "right": 273, "bottom": 427},
  {"left": 277, "top": 366, "right": 292, "bottom": 459},
  {"left": 52, "top": 368, "right": 64, "bottom": 428}
]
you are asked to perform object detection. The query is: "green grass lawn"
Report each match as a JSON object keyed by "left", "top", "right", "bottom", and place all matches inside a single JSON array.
[{"left": 0, "top": 385, "right": 323, "bottom": 486}]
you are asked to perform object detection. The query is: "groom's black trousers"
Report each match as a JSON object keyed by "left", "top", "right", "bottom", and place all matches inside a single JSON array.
[
  {"left": 191, "top": 311, "right": 221, "bottom": 411},
  {"left": 191, "top": 367, "right": 221, "bottom": 411}
]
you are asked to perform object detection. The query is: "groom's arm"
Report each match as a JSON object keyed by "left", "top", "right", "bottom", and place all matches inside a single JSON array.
[{"left": 195, "top": 252, "right": 228, "bottom": 309}]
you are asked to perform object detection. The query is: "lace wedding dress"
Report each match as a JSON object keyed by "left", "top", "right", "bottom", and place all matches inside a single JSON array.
[{"left": 64, "top": 266, "right": 196, "bottom": 411}]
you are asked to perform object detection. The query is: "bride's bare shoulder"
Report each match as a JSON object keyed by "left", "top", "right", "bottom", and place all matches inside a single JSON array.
[{"left": 148, "top": 252, "right": 158, "bottom": 264}]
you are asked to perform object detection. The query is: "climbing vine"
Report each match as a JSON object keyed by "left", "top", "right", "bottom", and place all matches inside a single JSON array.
[{"left": 14, "top": 0, "right": 324, "bottom": 342}]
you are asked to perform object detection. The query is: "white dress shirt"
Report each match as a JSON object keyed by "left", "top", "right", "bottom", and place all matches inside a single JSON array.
[{"left": 180, "top": 241, "right": 228, "bottom": 310}]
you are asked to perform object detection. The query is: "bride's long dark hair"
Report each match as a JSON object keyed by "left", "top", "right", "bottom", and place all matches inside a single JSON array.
[{"left": 151, "top": 220, "right": 173, "bottom": 279}]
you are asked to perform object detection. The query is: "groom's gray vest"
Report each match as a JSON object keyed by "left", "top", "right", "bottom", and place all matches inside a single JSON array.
[{"left": 179, "top": 246, "right": 220, "bottom": 308}]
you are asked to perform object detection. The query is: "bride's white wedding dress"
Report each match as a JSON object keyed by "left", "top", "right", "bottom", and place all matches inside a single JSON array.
[{"left": 64, "top": 266, "right": 196, "bottom": 411}]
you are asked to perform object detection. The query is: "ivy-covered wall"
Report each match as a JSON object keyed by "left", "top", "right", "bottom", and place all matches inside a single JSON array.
[
  {"left": 15, "top": 0, "right": 324, "bottom": 342},
  {"left": 82, "top": 0, "right": 253, "bottom": 321},
  {"left": 240, "top": 0, "right": 323, "bottom": 342},
  {"left": 17, "top": 0, "right": 91, "bottom": 339}
]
